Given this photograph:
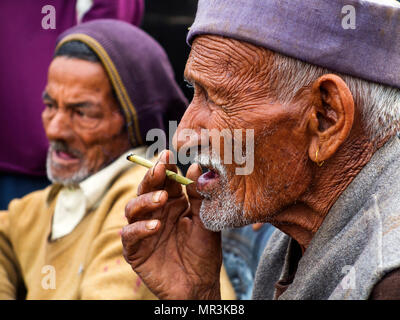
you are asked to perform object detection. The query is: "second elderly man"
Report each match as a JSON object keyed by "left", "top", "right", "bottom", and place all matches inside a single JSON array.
[{"left": 0, "top": 19, "right": 235, "bottom": 300}]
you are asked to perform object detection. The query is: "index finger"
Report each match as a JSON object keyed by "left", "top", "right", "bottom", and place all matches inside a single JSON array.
[{"left": 137, "top": 150, "right": 183, "bottom": 198}]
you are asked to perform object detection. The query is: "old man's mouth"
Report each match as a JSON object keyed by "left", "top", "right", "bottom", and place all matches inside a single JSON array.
[
  {"left": 51, "top": 148, "right": 81, "bottom": 166},
  {"left": 197, "top": 166, "right": 221, "bottom": 193}
]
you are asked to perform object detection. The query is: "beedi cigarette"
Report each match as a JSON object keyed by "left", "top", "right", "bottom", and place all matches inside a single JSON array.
[{"left": 126, "top": 154, "right": 194, "bottom": 186}]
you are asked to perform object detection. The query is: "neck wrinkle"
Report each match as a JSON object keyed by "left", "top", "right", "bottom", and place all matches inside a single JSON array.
[{"left": 274, "top": 134, "right": 378, "bottom": 251}]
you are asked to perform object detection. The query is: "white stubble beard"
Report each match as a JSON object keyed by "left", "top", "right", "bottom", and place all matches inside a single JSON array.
[
  {"left": 46, "top": 142, "right": 90, "bottom": 187},
  {"left": 193, "top": 151, "right": 251, "bottom": 231}
]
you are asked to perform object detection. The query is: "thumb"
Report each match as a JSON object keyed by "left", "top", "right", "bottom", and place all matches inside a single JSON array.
[
  {"left": 186, "top": 163, "right": 203, "bottom": 200},
  {"left": 185, "top": 163, "right": 217, "bottom": 235},
  {"left": 185, "top": 163, "right": 204, "bottom": 220}
]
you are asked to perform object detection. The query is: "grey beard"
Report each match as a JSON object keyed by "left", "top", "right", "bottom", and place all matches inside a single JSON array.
[
  {"left": 199, "top": 188, "right": 250, "bottom": 231},
  {"left": 193, "top": 151, "right": 251, "bottom": 231},
  {"left": 46, "top": 149, "right": 90, "bottom": 187}
]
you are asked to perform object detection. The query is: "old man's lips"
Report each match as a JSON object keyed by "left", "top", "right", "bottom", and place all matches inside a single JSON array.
[
  {"left": 53, "top": 149, "right": 80, "bottom": 165},
  {"left": 197, "top": 167, "right": 220, "bottom": 193}
]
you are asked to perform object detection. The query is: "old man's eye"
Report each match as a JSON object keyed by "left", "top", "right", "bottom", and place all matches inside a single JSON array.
[
  {"left": 185, "top": 80, "right": 194, "bottom": 91},
  {"left": 75, "top": 109, "right": 86, "bottom": 117}
]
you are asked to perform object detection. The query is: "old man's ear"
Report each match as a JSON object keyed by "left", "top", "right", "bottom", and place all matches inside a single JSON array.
[{"left": 307, "top": 74, "right": 354, "bottom": 165}]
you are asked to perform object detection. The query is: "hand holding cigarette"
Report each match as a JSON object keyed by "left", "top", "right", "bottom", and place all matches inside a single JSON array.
[{"left": 122, "top": 150, "right": 222, "bottom": 300}]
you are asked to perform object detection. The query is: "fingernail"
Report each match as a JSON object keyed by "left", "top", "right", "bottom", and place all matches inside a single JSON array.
[
  {"left": 146, "top": 220, "right": 158, "bottom": 230},
  {"left": 152, "top": 191, "right": 163, "bottom": 203},
  {"left": 158, "top": 150, "right": 165, "bottom": 162},
  {"left": 160, "top": 150, "right": 169, "bottom": 164},
  {"left": 151, "top": 159, "right": 161, "bottom": 177}
]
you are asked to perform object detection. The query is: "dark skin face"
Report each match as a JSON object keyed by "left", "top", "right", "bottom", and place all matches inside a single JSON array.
[
  {"left": 42, "top": 57, "right": 131, "bottom": 185},
  {"left": 175, "top": 35, "right": 367, "bottom": 250},
  {"left": 122, "top": 35, "right": 386, "bottom": 299},
  {"left": 180, "top": 36, "right": 316, "bottom": 225}
]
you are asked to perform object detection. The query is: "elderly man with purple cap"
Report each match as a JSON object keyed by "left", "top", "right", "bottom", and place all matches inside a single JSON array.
[{"left": 122, "top": 0, "right": 400, "bottom": 300}]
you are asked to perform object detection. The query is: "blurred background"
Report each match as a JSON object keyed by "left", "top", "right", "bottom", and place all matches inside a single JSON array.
[{"left": 141, "top": 0, "right": 198, "bottom": 102}]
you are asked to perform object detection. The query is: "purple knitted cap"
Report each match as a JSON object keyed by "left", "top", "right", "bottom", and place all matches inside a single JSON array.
[
  {"left": 56, "top": 19, "right": 187, "bottom": 147},
  {"left": 187, "top": 0, "right": 400, "bottom": 89}
]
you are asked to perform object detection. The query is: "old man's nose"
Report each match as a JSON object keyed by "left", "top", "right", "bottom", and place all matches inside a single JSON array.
[
  {"left": 45, "top": 110, "right": 74, "bottom": 142},
  {"left": 172, "top": 127, "right": 209, "bottom": 153}
]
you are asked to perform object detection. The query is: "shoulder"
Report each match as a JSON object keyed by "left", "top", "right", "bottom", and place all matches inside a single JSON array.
[
  {"left": 253, "top": 229, "right": 289, "bottom": 300},
  {"left": 7, "top": 186, "right": 53, "bottom": 224},
  {"left": 8, "top": 186, "right": 52, "bottom": 212},
  {"left": 97, "top": 163, "right": 149, "bottom": 231},
  {"left": 3, "top": 186, "right": 53, "bottom": 250}
]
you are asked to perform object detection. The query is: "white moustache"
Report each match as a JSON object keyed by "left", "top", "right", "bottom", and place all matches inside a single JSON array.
[{"left": 192, "top": 151, "right": 227, "bottom": 178}]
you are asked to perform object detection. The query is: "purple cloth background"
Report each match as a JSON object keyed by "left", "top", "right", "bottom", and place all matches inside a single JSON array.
[
  {"left": 188, "top": 0, "right": 400, "bottom": 90},
  {"left": 82, "top": 0, "right": 144, "bottom": 26},
  {"left": 0, "top": 0, "right": 144, "bottom": 176}
]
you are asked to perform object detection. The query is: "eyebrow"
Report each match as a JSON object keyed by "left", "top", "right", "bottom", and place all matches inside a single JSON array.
[
  {"left": 184, "top": 71, "right": 214, "bottom": 93},
  {"left": 183, "top": 69, "right": 195, "bottom": 85},
  {"left": 65, "top": 102, "right": 93, "bottom": 109},
  {"left": 184, "top": 71, "right": 230, "bottom": 104},
  {"left": 42, "top": 91, "right": 94, "bottom": 109}
]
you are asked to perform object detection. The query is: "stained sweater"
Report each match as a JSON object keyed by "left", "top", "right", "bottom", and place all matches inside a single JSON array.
[
  {"left": 0, "top": 157, "right": 236, "bottom": 300},
  {"left": 253, "top": 136, "right": 400, "bottom": 300}
]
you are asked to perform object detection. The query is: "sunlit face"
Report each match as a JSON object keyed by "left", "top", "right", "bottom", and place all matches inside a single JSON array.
[
  {"left": 42, "top": 56, "right": 130, "bottom": 186},
  {"left": 173, "top": 35, "right": 314, "bottom": 231}
]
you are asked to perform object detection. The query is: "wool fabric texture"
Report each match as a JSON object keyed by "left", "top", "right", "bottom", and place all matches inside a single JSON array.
[{"left": 188, "top": 0, "right": 400, "bottom": 89}]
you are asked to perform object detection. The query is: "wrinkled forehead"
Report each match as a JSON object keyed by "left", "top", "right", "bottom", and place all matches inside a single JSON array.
[
  {"left": 185, "top": 35, "right": 273, "bottom": 86},
  {"left": 48, "top": 57, "right": 112, "bottom": 94}
]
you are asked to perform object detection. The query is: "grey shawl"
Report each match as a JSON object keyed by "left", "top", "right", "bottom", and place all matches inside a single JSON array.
[{"left": 252, "top": 136, "right": 400, "bottom": 300}]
